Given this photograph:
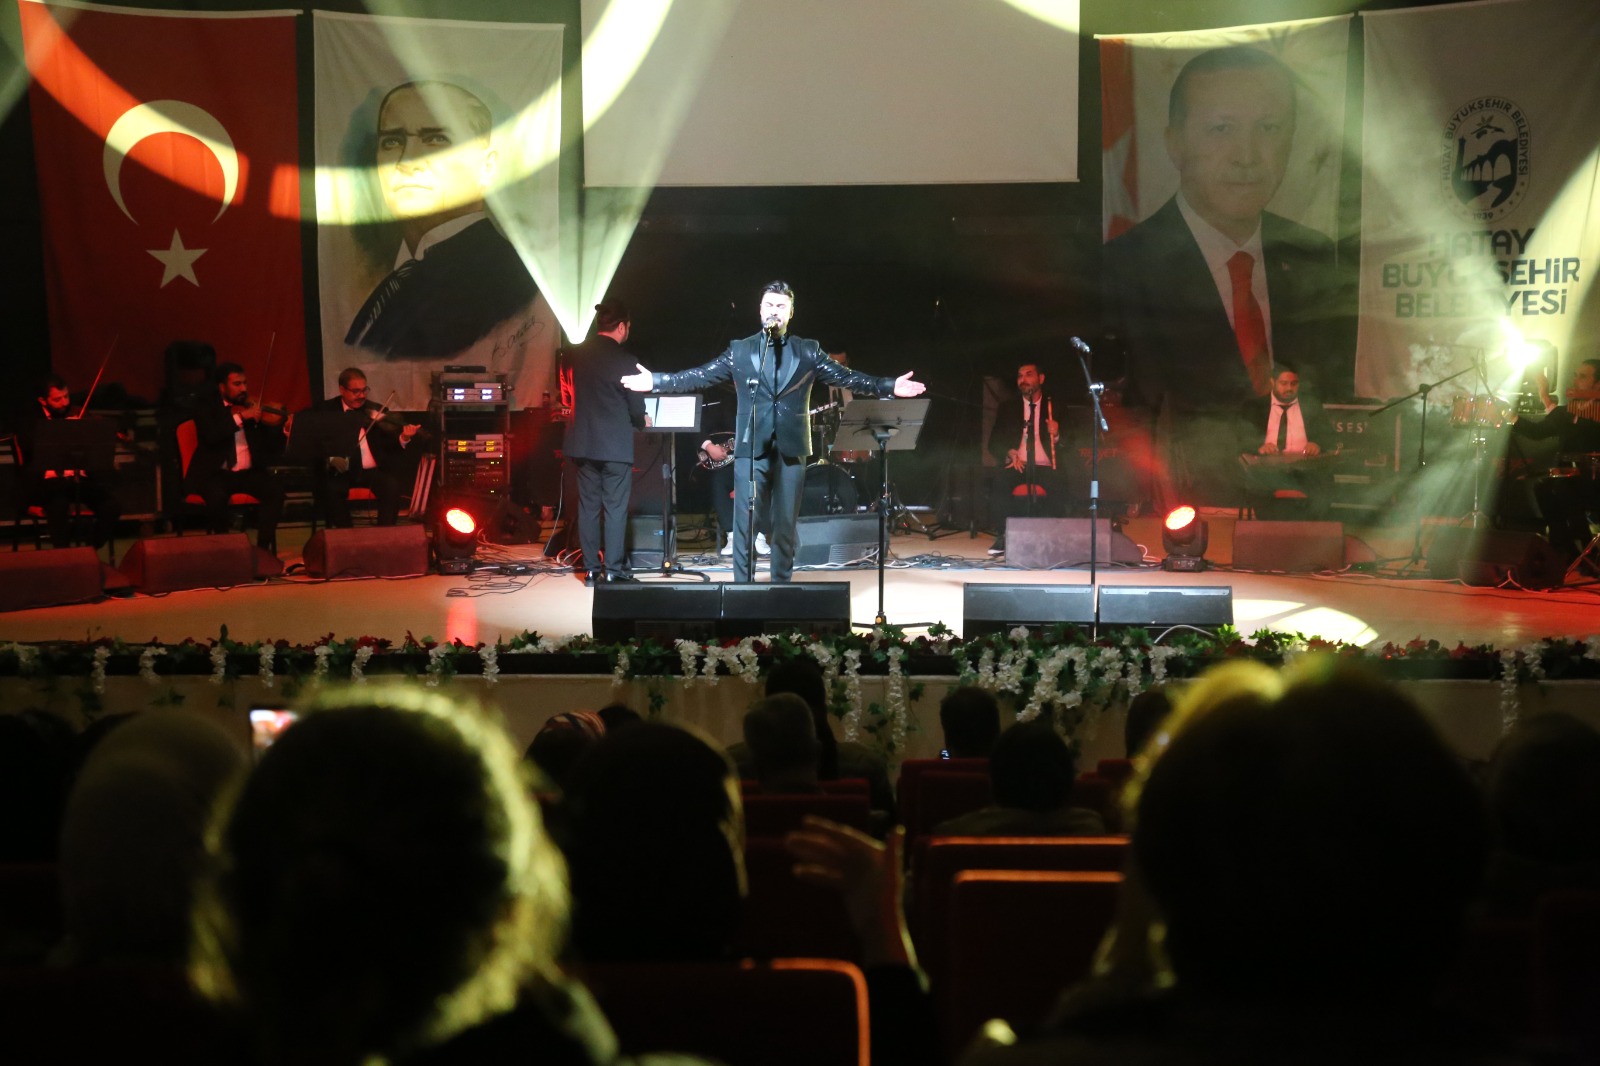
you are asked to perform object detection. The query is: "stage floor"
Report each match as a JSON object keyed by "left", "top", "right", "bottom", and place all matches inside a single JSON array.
[{"left": 0, "top": 512, "right": 1595, "bottom": 650}]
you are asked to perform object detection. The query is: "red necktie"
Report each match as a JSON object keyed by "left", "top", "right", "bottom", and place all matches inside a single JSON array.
[{"left": 1228, "top": 251, "right": 1270, "bottom": 395}]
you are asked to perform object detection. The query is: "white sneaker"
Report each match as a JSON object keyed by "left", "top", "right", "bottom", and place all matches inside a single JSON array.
[
  {"left": 719, "top": 533, "right": 733, "bottom": 557},
  {"left": 755, "top": 532, "right": 771, "bottom": 557}
]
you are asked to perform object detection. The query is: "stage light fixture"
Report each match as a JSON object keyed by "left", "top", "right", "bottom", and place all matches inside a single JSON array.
[
  {"left": 433, "top": 501, "right": 481, "bottom": 573},
  {"left": 1161, "top": 505, "right": 1210, "bottom": 573}
]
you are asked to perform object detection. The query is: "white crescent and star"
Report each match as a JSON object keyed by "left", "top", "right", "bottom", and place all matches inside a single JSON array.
[{"left": 104, "top": 100, "right": 238, "bottom": 288}]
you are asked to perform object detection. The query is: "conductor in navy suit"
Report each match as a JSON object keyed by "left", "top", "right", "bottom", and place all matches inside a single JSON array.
[
  {"left": 1104, "top": 45, "right": 1340, "bottom": 506},
  {"left": 623, "top": 281, "right": 926, "bottom": 583},
  {"left": 565, "top": 300, "right": 648, "bottom": 585}
]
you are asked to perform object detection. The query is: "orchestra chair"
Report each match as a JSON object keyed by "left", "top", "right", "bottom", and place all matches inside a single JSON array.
[
  {"left": 7, "top": 438, "right": 108, "bottom": 562},
  {"left": 742, "top": 793, "right": 871, "bottom": 837},
  {"left": 308, "top": 453, "right": 436, "bottom": 534},
  {"left": 910, "top": 836, "right": 1130, "bottom": 980},
  {"left": 942, "top": 871, "right": 1124, "bottom": 1056},
  {"left": 897, "top": 757, "right": 989, "bottom": 836},
  {"left": 173, "top": 419, "right": 259, "bottom": 536},
  {"left": 578, "top": 959, "right": 869, "bottom": 1066},
  {"left": 734, "top": 837, "right": 859, "bottom": 961}
]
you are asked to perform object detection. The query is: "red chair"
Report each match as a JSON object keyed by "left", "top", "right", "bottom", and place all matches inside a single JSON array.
[
  {"left": 742, "top": 793, "right": 871, "bottom": 837},
  {"left": 1096, "top": 758, "right": 1136, "bottom": 786},
  {"left": 897, "top": 757, "right": 989, "bottom": 834},
  {"left": 910, "top": 835, "right": 1129, "bottom": 978},
  {"left": 942, "top": 871, "right": 1123, "bottom": 1055},
  {"left": 914, "top": 771, "right": 994, "bottom": 837},
  {"left": 734, "top": 837, "right": 859, "bottom": 961},
  {"left": 174, "top": 419, "right": 259, "bottom": 534},
  {"left": 578, "top": 959, "right": 869, "bottom": 1066}
]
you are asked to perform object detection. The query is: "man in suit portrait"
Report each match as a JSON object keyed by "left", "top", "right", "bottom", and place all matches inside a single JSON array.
[
  {"left": 622, "top": 281, "right": 926, "bottom": 584},
  {"left": 1104, "top": 44, "right": 1340, "bottom": 507},
  {"left": 564, "top": 300, "right": 648, "bottom": 585},
  {"left": 1236, "top": 364, "right": 1335, "bottom": 517},
  {"left": 344, "top": 80, "right": 538, "bottom": 361}
]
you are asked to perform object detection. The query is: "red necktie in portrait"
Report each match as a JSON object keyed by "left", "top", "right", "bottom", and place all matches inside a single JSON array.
[{"left": 1228, "top": 251, "right": 1270, "bottom": 396}]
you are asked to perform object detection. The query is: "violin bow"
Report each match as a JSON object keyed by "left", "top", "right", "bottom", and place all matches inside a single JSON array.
[{"left": 75, "top": 335, "right": 119, "bottom": 418}]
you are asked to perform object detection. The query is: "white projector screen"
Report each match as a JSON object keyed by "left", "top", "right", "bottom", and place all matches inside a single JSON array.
[{"left": 582, "top": 0, "right": 1081, "bottom": 187}]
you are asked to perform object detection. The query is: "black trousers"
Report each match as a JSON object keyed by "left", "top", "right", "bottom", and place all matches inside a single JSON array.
[
  {"left": 27, "top": 474, "right": 121, "bottom": 549},
  {"left": 732, "top": 448, "right": 807, "bottom": 582},
  {"left": 323, "top": 465, "right": 402, "bottom": 527},
  {"left": 710, "top": 462, "right": 770, "bottom": 542},
  {"left": 574, "top": 458, "right": 633, "bottom": 576},
  {"left": 1532, "top": 474, "right": 1599, "bottom": 558},
  {"left": 188, "top": 467, "right": 285, "bottom": 548}
]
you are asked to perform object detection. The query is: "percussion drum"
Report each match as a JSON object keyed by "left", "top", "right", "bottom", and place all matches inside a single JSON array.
[
  {"left": 1449, "top": 393, "right": 1510, "bottom": 428},
  {"left": 800, "top": 463, "right": 858, "bottom": 516}
]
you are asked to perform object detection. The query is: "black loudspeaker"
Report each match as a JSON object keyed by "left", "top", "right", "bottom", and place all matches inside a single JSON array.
[
  {"left": 962, "top": 583, "right": 1095, "bottom": 637},
  {"left": 119, "top": 533, "right": 280, "bottom": 592},
  {"left": 719, "top": 582, "right": 852, "bottom": 638},
  {"left": 1098, "top": 585, "right": 1234, "bottom": 630},
  {"left": 1428, "top": 528, "right": 1564, "bottom": 589},
  {"left": 625, "top": 514, "right": 674, "bottom": 570},
  {"left": 1005, "top": 518, "right": 1143, "bottom": 568},
  {"left": 592, "top": 582, "right": 852, "bottom": 641},
  {"left": 0, "top": 547, "right": 106, "bottom": 612},
  {"left": 303, "top": 525, "right": 430, "bottom": 578},
  {"left": 795, "top": 514, "right": 879, "bottom": 566},
  {"left": 1232, "top": 520, "right": 1346, "bottom": 572},
  {"left": 593, "top": 584, "right": 722, "bottom": 642}
]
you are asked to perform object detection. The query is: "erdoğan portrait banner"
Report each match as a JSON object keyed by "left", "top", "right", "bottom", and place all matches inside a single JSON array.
[{"left": 20, "top": 0, "right": 307, "bottom": 410}]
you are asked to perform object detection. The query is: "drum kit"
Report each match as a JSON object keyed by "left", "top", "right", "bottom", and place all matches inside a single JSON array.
[{"left": 804, "top": 400, "right": 864, "bottom": 516}]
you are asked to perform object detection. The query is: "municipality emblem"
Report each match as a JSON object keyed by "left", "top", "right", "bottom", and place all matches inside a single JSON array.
[{"left": 1440, "top": 96, "right": 1530, "bottom": 224}]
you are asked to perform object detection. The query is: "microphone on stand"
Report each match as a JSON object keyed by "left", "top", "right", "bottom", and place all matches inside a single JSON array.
[
  {"left": 1069, "top": 336, "right": 1092, "bottom": 355},
  {"left": 1070, "top": 337, "right": 1108, "bottom": 431}
]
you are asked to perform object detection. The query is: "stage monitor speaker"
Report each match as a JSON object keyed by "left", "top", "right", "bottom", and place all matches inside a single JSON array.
[
  {"left": 796, "top": 514, "right": 879, "bottom": 566},
  {"left": 119, "top": 533, "right": 277, "bottom": 593},
  {"left": 592, "top": 583, "right": 722, "bottom": 643},
  {"left": 1232, "top": 520, "right": 1346, "bottom": 572},
  {"left": 1098, "top": 585, "right": 1234, "bottom": 630},
  {"left": 1427, "top": 528, "right": 1563, "bottom": 589},
  {"left": 0, "top": 547, "right": 105, "bottom": 612},
  {"left": 303, "top": 524, "right": 430, "bottom": 579},
  {"left": 962, "top": 583, "right": 1095, "bottom": 637},
  {"left": 1005, "top": 518, "right": 1143, "bottom": 569},
  {"left": 625, "top": 514, "right": 674, "bottom": 570},
  {"left": 719, "top": 582, "right": 853, "bottom": 638}
]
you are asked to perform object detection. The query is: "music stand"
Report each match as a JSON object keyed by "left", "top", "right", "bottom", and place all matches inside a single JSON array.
[
  {"left": 835, "top": 397, "right": 930, "bottom": 626},
  {"left": 32, "top": 418, "right": 119, "bottom": 557},
  {"left": 640, "top": 394, "right": 709, "bottom": 582}
]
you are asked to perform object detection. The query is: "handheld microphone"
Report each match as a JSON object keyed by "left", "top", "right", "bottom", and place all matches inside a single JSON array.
[{"left": 1070, "top": 336, "right": 1092, "bottom": 355}]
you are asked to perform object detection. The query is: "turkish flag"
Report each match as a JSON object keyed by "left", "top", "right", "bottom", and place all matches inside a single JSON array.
[{"left": 20, "top": 1, "right": 308, "bottom": 410}]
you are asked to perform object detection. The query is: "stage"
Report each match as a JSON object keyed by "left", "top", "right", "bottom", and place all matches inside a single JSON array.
[{"left": 0, "top": 511, "right": 1594, "bottom": 650}]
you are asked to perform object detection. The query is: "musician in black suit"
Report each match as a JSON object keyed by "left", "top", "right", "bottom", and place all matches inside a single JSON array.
[
  {"left": 623, "top": 281, "right": 926, "bottom": 583},
  {"left": 1510, "top": 359, "right": 1600, "bottom": 561},
  {"left": 185, "top": 363, "right": 286, "bottom": 551},
  {"left": 1103, "top": 45, "right": 1342, "bottom": 507},
  {"left": 16, "top": 375, "right": 121, "bottom": 550},
  {"left": 311, "top": 367, "right": 422, "bottom": 528},
  {"left": 985, "top": 362, "right": 1076, "bottom": 556},
  {"left": 1236, "top": 365, "right": 1334, "bottom": 517},
  {"left": 565, "top": 300, "right": 648, "bottom": 585}
]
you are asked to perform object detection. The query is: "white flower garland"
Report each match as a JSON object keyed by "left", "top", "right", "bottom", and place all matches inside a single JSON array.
[
  {"left": 1498, "top": 648, "right": 1520, "bottom": 733},
  {"left": 1149, "top": 645, "right": 1184, "bottom": 684},
  {"left": 676, "top": 639, "right": 701, "bottom": 684},
  {"left": 311, "top": 644, "right": 333, "bottom": 685},
  {"left": 209, "top": 645, "right": 228, "bottom": 685},
  {"left": 1, "top": 642, "right": 40, "bottom": 674},
  {"left": 884, "top": 645, "right": 909, "bottom": 753},
  {"left": 351, "top": 645, "right": 375, "bottom": 684},
  {"left": 426, "top": 645, "right": 452, "bottom": 687},
  {"left": 612, "top": 646, "right": 630, "bottom": 686},
  {"left": 91, "top": 646, "right": 112, "bottom": 696},
  {"left": 480, "top": 644, "right": 499, "bottom": 685},
  {"left": 840, "top": 648, "right": 865, "bottom": 741},
  {"left": 138, "top": 645, "right": 168, "bottom": 684},
  {"left": 259, "top": 644, "right": 276, "bottom": 688}
]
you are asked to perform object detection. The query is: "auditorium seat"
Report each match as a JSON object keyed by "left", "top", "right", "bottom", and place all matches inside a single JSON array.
[
  {"left": 914, "top": 771, "right": 994, "bottom": 837},
  {"left": 897, "top": 757, "right": 989, "bottom": 836},
  {"left": 742, "top": 793, "right": 871, "bottom": 836},
  {"left": 734, "top": 837, "right": 858, "bottom": 961},
  {"left": 942, "top": 870, "right": 1123, "bottom": 1055},
  {"left": 910, "top": 835, "right": 1129, "bottom": 978},
  {"left": 579, "top": 958, "right": 868, "bottom": 1066}
]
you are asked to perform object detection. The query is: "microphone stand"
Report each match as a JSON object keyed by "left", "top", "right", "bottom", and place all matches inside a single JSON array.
[
  {"left": 1074, "top": 343, "right": 1109, "bottom": 634},
  {"left": 1371, "top": 361, "right": 1475, "bottom": 572}
]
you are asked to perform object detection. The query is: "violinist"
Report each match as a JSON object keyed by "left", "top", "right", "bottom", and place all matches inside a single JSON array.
[
  {"left": 313, "top": 367, "right": 421, "bottom": 528},
  {"left": 16, "top": 375, "right": 121, "bottom": 550},
  {"left": 187, "top": 363, "right": 286, "bottom": 552}
]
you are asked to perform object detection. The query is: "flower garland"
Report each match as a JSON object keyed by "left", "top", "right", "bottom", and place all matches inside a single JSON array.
[
  {"left": 209, "top": 645, "right": 228, "bottom": 686},
  {"left": 259, "top": 644, "right": 277, "bottom": 688},
  {"left": 840, "top": 648, "right": 865, "bottom": 741},
  {"left": 91, "top": 646, "right": 112, "bottom": 696},
  {"left": 350, "top": 645, "right": 375, "bottom": 684},
  {"left": 311, "top": 644, "right": 333, "bottom": 686},
  {"left": 883, "top": 645, "right": 909, "bottom": 752},
  {"left": 480, "top": 644, "right": 499, "bottom": 685},
  {"left": 138, "top": 645, "right": 167, "bottom": 685},
  {"left": 426, "top": 644, "right": 453, "bottom": 687}
]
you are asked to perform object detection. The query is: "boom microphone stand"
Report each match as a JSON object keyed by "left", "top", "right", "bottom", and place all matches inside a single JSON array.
[
  {"left": 1372, "top": 361, "right": 1476, "bottom": 573},
  {"left": 1071, "top": 337, "right": 1108, "bottom": 631}
]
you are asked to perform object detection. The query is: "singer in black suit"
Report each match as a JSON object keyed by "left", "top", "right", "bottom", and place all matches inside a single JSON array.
[
  {"left": 185, "top": 363, "right": 286, "bottom": 551},
  {"left": 623, "top": 281, "right": 927, "bottom": 583},
  {"left": 566, "top": 300, "right": 649, "bottom": 584}
]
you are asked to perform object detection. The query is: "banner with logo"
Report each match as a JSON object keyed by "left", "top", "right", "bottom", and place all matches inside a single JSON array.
[
  {"left": 1357, "top": 0, "right": 1600, "bottom": 399},
  {"left": 312, "top": 12, "right": 564, "bottom": 411},
  {"left": 20, "top": 0, "right": 307, "bottom": 410}
]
